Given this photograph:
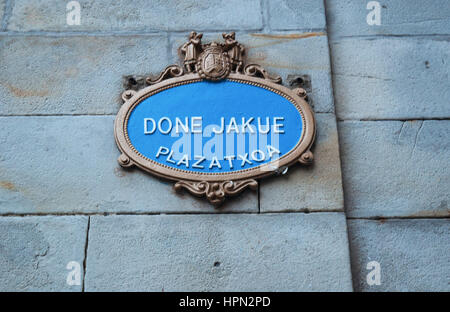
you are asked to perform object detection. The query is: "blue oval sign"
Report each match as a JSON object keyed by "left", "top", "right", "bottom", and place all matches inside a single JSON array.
[
  {"left": 115, "top": 74, "right": 315, "bottom": 182},
  {"left": 126, "top": 80, "right": 303, "bottom": 173}
]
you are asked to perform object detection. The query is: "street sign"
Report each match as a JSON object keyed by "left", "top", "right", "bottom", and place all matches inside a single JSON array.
[{"left": 115, "top": 32, "right": 316, "bottom": 205}]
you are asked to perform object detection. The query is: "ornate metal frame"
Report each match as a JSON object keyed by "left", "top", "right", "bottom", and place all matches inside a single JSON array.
[{"left": 114, "top": 32, "right": 316, "bottom": 205}]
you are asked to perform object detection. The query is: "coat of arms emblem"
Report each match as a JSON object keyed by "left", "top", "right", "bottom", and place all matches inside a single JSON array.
[
  {"left": 179, "top": 31, "right": 244, "bottom": 81},
  {"left": 198, "top": 43, "right": 230, "bottom": 80}
]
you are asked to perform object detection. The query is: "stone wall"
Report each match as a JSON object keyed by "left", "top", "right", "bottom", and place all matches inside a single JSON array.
[
  {"left": 326, "top": 0, "right": 449, "bottom": 291},
  {"left": 0, "top": 0, "right": 448, "bottom": 291}
]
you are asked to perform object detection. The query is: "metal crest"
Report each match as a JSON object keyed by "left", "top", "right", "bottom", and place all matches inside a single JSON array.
[{"left": 198, "top": 43, "right": 231, "bottom": 80}]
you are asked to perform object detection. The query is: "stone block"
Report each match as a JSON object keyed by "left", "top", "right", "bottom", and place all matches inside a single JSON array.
[
  {"left": 0, "top": 35, "right": 167, "bottom": 115},
  {"left": 0, "top": 216, "right": 88, "bottom": 291},
  {"left": 339, "top": 120, "right": 450, "bottom": 217},
  {"left": 85, "top": 213, "right": 353, "bottom": 291},
  {"left": 8, "top": 0, "right": 262, "bottom": 31},
  {"left": 331, "top": 38, "right": 450, "bottom": 119},
  {"left": 326, "top": 0, "right": 450, "bottom": 38},
  {"left": 268, "top": 0, "right": 326, "bottom": 30},
  {"left": 348, "top": 219, "right": 450, "bottom": 291}
]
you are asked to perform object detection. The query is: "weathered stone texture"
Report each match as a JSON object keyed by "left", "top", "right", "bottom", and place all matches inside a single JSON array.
[
  {"left": 85, "top": 213, "right": 353, "bottom": 291},
  {"left": 171, "top": 33, "right": 335, "bottom": 113},
  {"left": 8, "top": 0, "right": 262, "bottom": 31},
  {"left": 0, "top": 1, "right": 5, "bottom": 28},
  {"left": 260, "top": 113, "right": 343, "bottom": 212},
  {"left": 331, "top": 38, "right": 450, "bottom": 120},
  {"left": 0, "top": 35, "right": 167, "bottom": 115},
  {"left": 0, "top": 116, "right": 257, "bottom": 214},
  {"left": 0, "top": 216, "right": 88, "bottom": 291},
  {"left": 349, "top": 219, "right": 450, "bottom": 292},
  {"left": 268, "top": 0, "right": 326, "bottom": 30},
  {"left": 339, "top": 120, "right": 450, "bottom": 218},
  {"left": 326, "top": 0, "right": 450, "bottom": 38}
]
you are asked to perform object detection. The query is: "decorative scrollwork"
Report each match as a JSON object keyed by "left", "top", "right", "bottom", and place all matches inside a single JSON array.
[
  {"left": 118, "top": 153, "right": 133, "bottom": 167},
  {"left": 293, "top": 87, "right": 309, "bottom": 102},
  {"left": 121, "top": 89, "right": 136, "bottom": 102},
  {"left": 298, "top": 150, "right": 314, "bottom": 165},
  {"left": 244, "top": 64, "right": 282, "bottom": 84},
  {"left": 174, "top": 180, "right": 258, "bottom": 205},
  {"left": 137, "top": 33, "right": 286, "bottom": 85},
  {"left": 294, "top": 87, "right": 307, "bottom": 98},
  {"left": 146, "top": 65, "right": 184, "bottom": 85}
]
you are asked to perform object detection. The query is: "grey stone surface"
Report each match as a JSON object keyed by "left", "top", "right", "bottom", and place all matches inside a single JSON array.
[
  {"left": 0, "top": 1, "right": 5, "bottom": 28},
  {"left": 85, "top": 213, "right": 353, "bottom": 291},
  {"left": 171, "top": 32, "right": 335, "bottom": 113},
  {"left": 0, "top": 116, "right": 257, "bottom": 214},
  {"left": 0, "top": 35, "right": 167, "bottom": 115},
  {"left": 268, "top": 0, "right": 326, "bottom": 30},
  {"left": 326, "top": 0, "right": 450, "bottom": 38},
  {"left": 339, "top": 120, "right": 450, "bottom": 218},
  {"left": 260, "top": 113, "right": 343, "bottom": 212},
  {"left": 348, "top": 219, "right": 450, "bottom": 292},
  {"left": 8, "top": 0, "right": 262, "bottom": 31},
  {"left": 0, "top": 216, "right": 88, "bottom": 291},
  {"left": 331, "top": 38, "right": 450, "bottom": 120}
]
